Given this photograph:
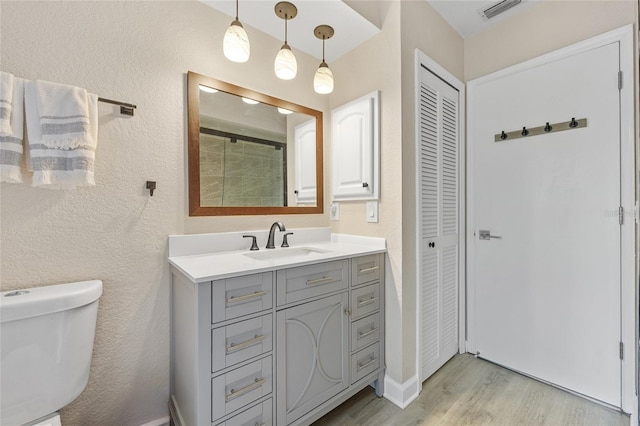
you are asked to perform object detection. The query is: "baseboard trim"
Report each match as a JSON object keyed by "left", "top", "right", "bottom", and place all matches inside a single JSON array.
[
  {"left": 138, "top": 416, "right": 170, "bottom": 426},
  {"left": 383, "top": 375, "right": 420, "bottom": 409}
]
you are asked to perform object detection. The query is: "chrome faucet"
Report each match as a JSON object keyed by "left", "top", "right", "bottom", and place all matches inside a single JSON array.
[{"left": 266, "top": 221, "right": 286, "bottom": 249}]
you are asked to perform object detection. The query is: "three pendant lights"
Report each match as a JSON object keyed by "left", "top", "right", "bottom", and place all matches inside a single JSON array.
[{"left": 222, "top": 0, "right": 335, "bottom": 94}]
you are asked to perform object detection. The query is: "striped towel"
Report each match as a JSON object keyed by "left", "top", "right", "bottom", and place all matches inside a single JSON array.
[
  {"left": 25, "top": 81, "right": 98, "bottom": 188},
  {"left": 0, "top": 77, "right": 24, "bottom": 183},
  {"left": 0, "top": 72, "right": 14, "bottom": 136},
  {"left": 34, "top": 80, "right": 95, "bottom": 150}
]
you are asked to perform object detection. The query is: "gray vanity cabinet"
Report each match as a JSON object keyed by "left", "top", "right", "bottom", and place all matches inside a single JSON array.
[
  {"left": 170, "top": 253, "right": 385, "bottom": 426},
  {"left": 276, "top": 293, "right": 349, "bottom": 424}
]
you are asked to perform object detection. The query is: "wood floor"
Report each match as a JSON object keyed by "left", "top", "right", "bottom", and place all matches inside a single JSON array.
[{"left": 313, "top": 354, "right": 629, "bottom": 426}]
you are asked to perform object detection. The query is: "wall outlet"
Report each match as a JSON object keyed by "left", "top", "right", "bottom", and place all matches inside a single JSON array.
[
  {"left": 330, "top": 202, "right": 340, "bottom": 221},
  {"left": 366, "top": 201, "right": 378, "bottom": 223}
]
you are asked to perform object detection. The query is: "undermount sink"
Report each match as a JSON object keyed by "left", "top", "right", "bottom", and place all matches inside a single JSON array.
[{"left": 243, "top": 247, "right": 329, "bottom": 261}]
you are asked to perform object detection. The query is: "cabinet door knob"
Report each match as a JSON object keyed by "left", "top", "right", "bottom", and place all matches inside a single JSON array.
[
  {"left": 362, "top": 182, "right": 369, "bottom": 188},
  {"left": 344, "top": 308, "right": 352, "bottom": 316}
]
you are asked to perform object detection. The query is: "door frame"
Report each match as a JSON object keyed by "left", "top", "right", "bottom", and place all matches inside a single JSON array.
[
  {"left": 466, "top": 25, "right": 636, "bottom": 416},
  {"left": 414, "top": 48, "right": 467, "bottom": 393}
]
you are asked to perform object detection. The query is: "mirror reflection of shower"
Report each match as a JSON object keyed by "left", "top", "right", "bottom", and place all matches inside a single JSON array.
[{"left": 199, "top": 125, "right": 287, "bottom": 207}]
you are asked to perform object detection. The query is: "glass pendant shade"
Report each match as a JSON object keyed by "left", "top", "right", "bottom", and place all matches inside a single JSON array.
[
  {"left": 274, "top": 44, "right": 297, "bottom": 80},
  {"left": 223, "top": 20, "right": 250, "bottom": 63},
  {"left": 314, "top": 62, "right": 334, "bottom": 94}
]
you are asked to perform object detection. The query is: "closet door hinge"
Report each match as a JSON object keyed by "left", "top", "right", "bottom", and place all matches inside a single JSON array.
[
  {"left": 618, "top": 71, "right": 623, "bottom": 90},
  {"left": 619, "top": 206, "right": 624, "bottom": 225},
  {"left": 619, "top": 341, "right": 624, "bottom": 360}
]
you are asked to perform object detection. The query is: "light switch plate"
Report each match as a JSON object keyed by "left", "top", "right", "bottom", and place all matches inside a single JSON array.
[
  {"left": 330, "top": 202, "right": 340, "bottom": 221},
  {"left": 366, "top": 201, "right": 378, "bottom": 223}
]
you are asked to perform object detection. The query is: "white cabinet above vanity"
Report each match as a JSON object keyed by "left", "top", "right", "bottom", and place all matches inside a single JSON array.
[{"left": 168, "top": 228, "right": 385, "bottom": 426}]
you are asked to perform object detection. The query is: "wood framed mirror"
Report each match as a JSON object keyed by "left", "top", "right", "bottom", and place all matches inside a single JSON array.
[{"left": 187, "top": 71, "right": 324, "bottom": 216}]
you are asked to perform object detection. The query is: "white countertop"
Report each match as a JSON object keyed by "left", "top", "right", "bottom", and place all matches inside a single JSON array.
[{"left": 168, "top": 232, "right": 386, "bottom": 283}]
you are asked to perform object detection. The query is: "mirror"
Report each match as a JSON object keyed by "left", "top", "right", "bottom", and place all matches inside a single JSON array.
[{"left": 187, "top": 71, "right": 324, "bottom": 216}]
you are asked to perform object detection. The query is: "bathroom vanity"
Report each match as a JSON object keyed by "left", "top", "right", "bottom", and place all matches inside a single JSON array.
[{"left": 168, "top": 229, "right": 385, "bottom": 426}]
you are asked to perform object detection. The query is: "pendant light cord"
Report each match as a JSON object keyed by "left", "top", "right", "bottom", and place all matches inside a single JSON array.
[
  {"left": 235, "top": 0, "right": 239, "bottom": 20},
  {"left": 322, "top": 37, "right": 326, "bottom": 62},
  {"left": 285, "top": 14, "right": 288, "bottom": 44}
]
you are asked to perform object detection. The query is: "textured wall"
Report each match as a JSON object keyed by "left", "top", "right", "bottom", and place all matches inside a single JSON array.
[
  {"left": 464, "top": 0, "right": 637, "bottom": 81},
  {"left": 334, "top": 0, "right": 464, "bottom": 387},
  {"left": 0, "top": 1, "right": 327, "bottom": 424}
]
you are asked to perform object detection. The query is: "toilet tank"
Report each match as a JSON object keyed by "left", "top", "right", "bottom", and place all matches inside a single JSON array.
[{"left": 0, "top": 280, "right": 102, "bottom": 426}]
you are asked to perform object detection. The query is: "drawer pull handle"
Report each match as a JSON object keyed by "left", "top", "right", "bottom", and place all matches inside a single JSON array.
[
  {"left": 306, "top": 276, "right": 334, "bottom": 286},
  {"left": 226, "top": 377, "right": 266, "bottom": 401},
  {"left": 357, "top": 358, "right": 376, "bottom": 371},
  {"left": 227, "top": 291, "right": 267, "bottom": 304},
  {"left": 226, "top": 334, "right": 265, "bottom": 354},
  {"left": 358, "top": 297, "right": 378, "bottom": 307},
  {"left": 255, "top": 423, "right": 265, "bottom": 426},
  {"left": 359, "top": 266, "right": 379, "bottom": 274},
  {"left": 358, "top": 328, "right": 377, "bottom": 339}
]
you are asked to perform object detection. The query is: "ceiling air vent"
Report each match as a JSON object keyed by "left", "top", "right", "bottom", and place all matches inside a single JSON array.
[{"left": 481, "top": 0, "right": 522, "bottom": 20}]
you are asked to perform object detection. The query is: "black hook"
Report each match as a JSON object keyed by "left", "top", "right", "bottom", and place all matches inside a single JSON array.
[
  {"left": 146, "top": 181, "right": 156, "bottom": 196},
  {"left": 521, "top": 127, "right": 529, "bottom": 136},
  {"left": 569, "top": 117, "right": 579, "bottom": 128},
  {"left": 500, "top": 131, "right": 507, "bottom": 140},
  {"left": 544, "top": 122, "right": 552, "bottom": 132}
]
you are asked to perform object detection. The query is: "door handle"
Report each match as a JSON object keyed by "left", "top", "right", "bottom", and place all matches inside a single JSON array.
[{"left": 479, "top": 230, "right": 502, "bottom": 240}]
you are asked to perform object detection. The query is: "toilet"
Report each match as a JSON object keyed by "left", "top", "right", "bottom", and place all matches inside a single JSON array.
[{"left": 0, "top": 280, "right": 102, "bottom": 426}]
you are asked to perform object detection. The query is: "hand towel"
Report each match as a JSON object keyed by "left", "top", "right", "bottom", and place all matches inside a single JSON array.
[
  {"left": 25, "top": 81, "right": 98, "bottom": 188},
  {"left": 34, "top": 80, "right": 95, "bottom": 150},
  {"left": 0, "top": 72, "right": 15, "bottom": 136},
  {"left": 0, "top": 77, "right": 24, "bottom": 183}
]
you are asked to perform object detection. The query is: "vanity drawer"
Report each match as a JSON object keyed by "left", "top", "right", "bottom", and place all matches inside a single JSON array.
[
  {"left": 212, "top": 356, "right": 272, "bottom": 422},
  {"left": 216, "top": 398, "right": 272, "bottom": 426},
  {"left": 351, "top": 283, "right": 380, "bottom": 319},
  {"left": 351, "top": 254, "right": 382, "bottom": 287},
  {"left": 351, "top": 313, "right": 380, "bottom": 352},
  {"left": 276, "top": 260, "right": 349, "bottom": 306},
  {"left": 351, "top": 343, "right": 380, "bottom": 384},
  {"left": 212, "top": 314, "right": 273, "bottom": 373},
  {"left": 212, "top": 272, "right": 273, "bottom": 324}
]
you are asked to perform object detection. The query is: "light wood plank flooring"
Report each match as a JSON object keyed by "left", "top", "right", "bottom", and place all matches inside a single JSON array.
[{"left": 313, "top": 354, "right": 629, "bottom": 426}]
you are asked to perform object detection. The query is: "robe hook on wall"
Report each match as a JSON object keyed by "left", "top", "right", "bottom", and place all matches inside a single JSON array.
[{"left": 495, "top": 117, "right": 588, "bottom": 142}]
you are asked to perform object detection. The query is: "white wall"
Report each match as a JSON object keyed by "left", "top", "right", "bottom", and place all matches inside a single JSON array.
[
  {"left": 0, "top": 2, "right": 328, "bottom": 424},
  {"left": 465, "top": 0, "right": 637, "bottom": 80},
  {"left": 334, "top": 0, "right": 464, "bottom": 391}
]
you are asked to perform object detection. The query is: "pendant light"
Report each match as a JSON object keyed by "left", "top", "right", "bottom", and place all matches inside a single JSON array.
[
  {"left": 313, "top": 25, "right": 334, "bottom": 94},
  {"left": 223, "top": 0, "right": 250, "bottom": 63},
  {"left": 274, "top": 2, "right": 298, "bottom": 80}
]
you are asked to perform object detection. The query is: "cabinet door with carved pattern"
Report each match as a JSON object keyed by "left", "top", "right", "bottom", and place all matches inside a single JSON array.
[{"left": 276, "top": 293, "right": 349, "bottom": 425}]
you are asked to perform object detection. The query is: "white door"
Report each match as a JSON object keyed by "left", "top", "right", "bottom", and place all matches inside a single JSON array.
[
  {"left": 419, "top": 66, "right": 459, "bottom": 382},
  {"left": 470, "top": 43, "right": 621, "bottom": 406},
  {"left": 294, "top": 119, "right": 317, "bottom": 204}
]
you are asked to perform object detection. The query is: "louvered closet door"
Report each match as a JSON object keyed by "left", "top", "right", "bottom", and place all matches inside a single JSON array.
[{"left": 419, "top": 66, "right": 459, "bottom": 382}]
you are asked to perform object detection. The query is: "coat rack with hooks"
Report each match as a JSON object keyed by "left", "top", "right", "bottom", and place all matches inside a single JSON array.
[{"left": 495, "top": 117, "right": 587, "bottom": 142}]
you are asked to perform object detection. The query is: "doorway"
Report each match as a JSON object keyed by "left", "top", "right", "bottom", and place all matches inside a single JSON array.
[
  {"left": 415, "top": 50, "right": 466, "bottom": 384},
  {"left": 467, "top": 26, "right": 635, "bottom": 413}
]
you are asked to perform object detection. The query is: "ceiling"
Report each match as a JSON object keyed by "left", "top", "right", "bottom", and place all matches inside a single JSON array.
[
  {"left": 427, "top": 0, "right": 543, "bottom": 38},
  {"left": 203, "top": 0, "right": 542, "bottom": 63},
  {"left": 202, "top": 0, "right": 380, "bottom": 63}
]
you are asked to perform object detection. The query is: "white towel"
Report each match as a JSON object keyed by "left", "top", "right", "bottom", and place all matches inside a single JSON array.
[
  {"left": 34, "top": 80, "right": 95, "bottom": 150},
  {"left": 25, "top": 81, "right": 98, "bottom": 188},
  {"left": 0, "top": 77, "right": 24, "bottom": 183},
  {"left": 0, "top": 72, "right": 15, "bottom": 136}
]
